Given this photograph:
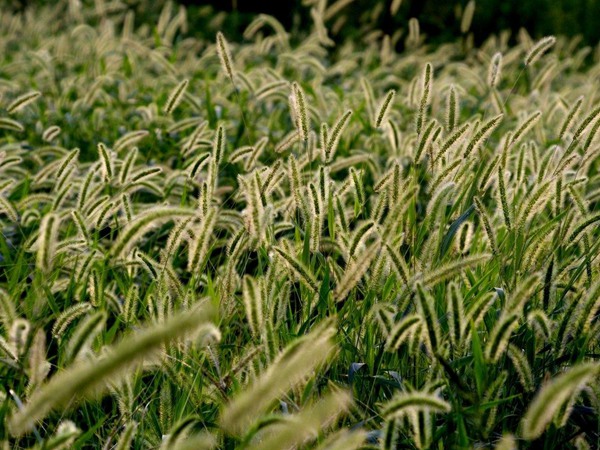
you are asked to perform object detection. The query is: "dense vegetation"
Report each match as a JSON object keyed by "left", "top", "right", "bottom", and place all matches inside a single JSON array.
[{"left": 0, "top": 1, "right": 599, "bottom": 448}]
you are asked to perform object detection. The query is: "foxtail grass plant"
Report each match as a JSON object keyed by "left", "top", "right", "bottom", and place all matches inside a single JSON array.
[{"left": 0, "top": 0, "right": 599, "bottom": 448}]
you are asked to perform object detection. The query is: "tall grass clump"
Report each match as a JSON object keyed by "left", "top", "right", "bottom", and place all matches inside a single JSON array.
[{"left": 0, "top": 0, "right": 599, "bottom": 448}]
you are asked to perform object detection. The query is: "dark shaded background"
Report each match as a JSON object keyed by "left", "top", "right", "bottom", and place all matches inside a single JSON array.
[
  {"left": 5, "top": 0, "right": 600, "bottom": 47},
  {"left": 211, "top": 0, "right": 600, "bottom": 44}
]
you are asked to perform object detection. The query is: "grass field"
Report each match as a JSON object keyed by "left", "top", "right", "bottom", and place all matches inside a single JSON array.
[{"left": 0, "top": 1, "right": 599, "bottom": 448}]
